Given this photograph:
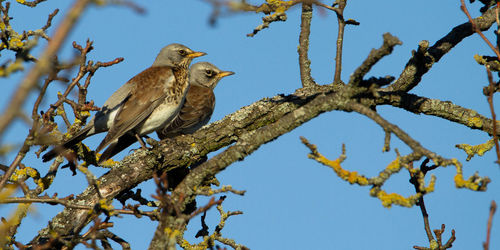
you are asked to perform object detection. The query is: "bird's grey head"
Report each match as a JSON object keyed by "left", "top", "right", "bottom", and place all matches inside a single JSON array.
[
  {"left": 153, "top": 43, "right": 206, "bottom": 67},
  {"left": 189, "top": 62, "right": 235, "bottom": 89}
]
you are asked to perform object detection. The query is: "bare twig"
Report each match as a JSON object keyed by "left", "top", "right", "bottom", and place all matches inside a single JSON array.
[
  {"left": 40, "top": 9, "right": 59, "bottom": 31},
  {"left": 298, "top": 2, "right": 316, "bottom": 87},
  {"left": 333, "top": 0, "right": 347, "bottom": 84},
  {"left": 409, "top": 160, "right": 436, "bottom": 243},
  {"left": 188, "top": 196, "right": 224, "bottom": 220},
  {"left": 86, "top": 230, "right": 131, "bottom": 250},
  {"left": 483, "top": 200, "right": 497, "bottom": 250},
  {"left": 349, "top": 102, "right": 439, "bottom": 160},
  {"left": 414, "top": 224, "right": 456, "bottom": 249},
  {"left": 0, "top": 154, "right": 24, "bottom": 191},
  {"left": 485, "top": 60, "right": 500, "bottom": 166},
  {"left": 383, "top": 129, "right": 391, "bottom": 152},
  {"left": 460, "top": 0, "right": 500, "bottom": 59},
  {"left": 348, "top": 33, "right": 402, "bottom": 87},
  {"left": 0, "top": 196, "right": 90, "bottom": 210},
  {"left": 312, "top": 0, "right": 340, "bottom": 14}
]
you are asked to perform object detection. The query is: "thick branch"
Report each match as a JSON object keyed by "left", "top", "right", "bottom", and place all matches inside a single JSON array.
[
  {"left": 31, "top": 82, "right": 500, "bottom": 244},
  {"left": 378, "top": 92, "right": 500, "bottom": 136},
  {"left": 31, "top": 91, "right": 314, "bottom": 244}
]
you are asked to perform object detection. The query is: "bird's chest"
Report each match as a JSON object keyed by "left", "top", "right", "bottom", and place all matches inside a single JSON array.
[
  {"left": 138, "top": 74, "right": 189, "bottom": 134},
  {"left": 164, "top": 72, "right": 188, "bottom": 103}
]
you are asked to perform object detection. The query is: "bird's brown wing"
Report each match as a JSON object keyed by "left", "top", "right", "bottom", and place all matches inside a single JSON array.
[
  {"left": 96, "top": 66, "right": 174, "bottom": 153},
  {"left": 158, "top": 85, "right": 215, "bottom": 139}
]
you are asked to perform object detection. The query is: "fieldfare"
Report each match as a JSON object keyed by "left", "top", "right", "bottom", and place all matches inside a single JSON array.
[
  {"left": 42, "top": 43, "right": 206, "bottom": 164},
  {"left": 96, "top": 62, "right": 234, "bottom": 162},
  {"left": 157, "top": 62, "right": 234, "bottom": 138}
]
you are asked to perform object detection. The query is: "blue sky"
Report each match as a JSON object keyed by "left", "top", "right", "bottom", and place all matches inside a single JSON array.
[{"left": 1, "top": 0, "right": 499, "bottom": 249}]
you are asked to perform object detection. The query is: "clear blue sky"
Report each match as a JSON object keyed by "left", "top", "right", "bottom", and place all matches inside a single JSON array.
[{"left": 1, "top": 1, "right": 498, "bottom": 249}]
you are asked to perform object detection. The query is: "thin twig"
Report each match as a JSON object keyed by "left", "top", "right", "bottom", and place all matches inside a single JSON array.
[
  {"left": 188, "top": 196, "right": 224, "bottom": 220},
  {"left": 298, "top": 2, "right": 316, "bottom": 87},
  {"left": 418, "top": 195, "right": 434, "bottom": 243},
  {"left": 0, "top": 196, "right": 91, "bottom": 210},
  {"left": 0, "top": 154, "right": 24, "bottom": 190},
  {"left": 409, "top": 160, "right": 435, "bottom": 243},
  {"left": 348, "top": 33, "right": 402, "bottom": 87},
  {"left": 333, "top": 0, "right": 347, "bottom": 84},
  {"left": 313, "top": 0, "right": 340, "bottom": 15},
  {"left": 461, "top": 0, "right": 500, "bottom": 59},
  {"left": 483, "top": 200, "right": 497, "bottom": 250},
  {"left": 485, "top": 66, "right": 500, "bottom": 165}
]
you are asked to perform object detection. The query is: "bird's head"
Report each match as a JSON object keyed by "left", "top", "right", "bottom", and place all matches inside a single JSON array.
[
  {"left": 153, "top": 43, "right": 206, "bottom": 68},
  {"left": 189, "top": 62, "right": 234, "bottom": 89}
]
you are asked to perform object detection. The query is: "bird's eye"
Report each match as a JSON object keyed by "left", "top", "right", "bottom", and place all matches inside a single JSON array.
[
  {"left": 205, "top": 69, "right": 214, "bottom": 77},
  {"left": 178, "top": 50, "right": 187, "bottom": 56}
]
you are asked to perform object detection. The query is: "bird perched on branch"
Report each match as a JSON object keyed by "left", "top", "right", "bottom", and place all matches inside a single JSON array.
[
  {"left": 157, "top": 62, "right": 234, "bottom": 139},
  {"left": 42, "top": 43, "right": 206, "bottom": 164},
  {"left": 96, "top": 62, "right": 234, "bottom": 162}
]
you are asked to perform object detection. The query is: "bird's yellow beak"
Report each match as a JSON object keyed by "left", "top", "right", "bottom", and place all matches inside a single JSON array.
[
  {"left": 217, "top": 71, "right": 235, "bottom": 78},
  {"left": 187, "top": 51, "right": 207, "bottom": 58}
]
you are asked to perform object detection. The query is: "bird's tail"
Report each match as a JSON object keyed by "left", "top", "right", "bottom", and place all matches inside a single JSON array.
[
  {"left": 98, "top": 133, "right": 138, "bottom": 164},
  {"left": 42, "top": 126, "right": 93, "bottom": 162}
]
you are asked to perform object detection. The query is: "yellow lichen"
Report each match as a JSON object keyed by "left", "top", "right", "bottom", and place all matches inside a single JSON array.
[
  {"left": 312, "top": 153, "right": 370, "bottom": 185},
  {"left": 97, "top": 156, "right": 119, "bottom": 168},
  {"left": 386, "top": 158, "right": 401, "bottom": 172},
  {"left": 467, "top": 116, "right": 483, "bottom": 128},
  {"left": 456, "top": 138, "right": 496, "bottom": 161},
  {"left": 423, "top": 175, "right": 436, "bottom": 193},
  {"left": 80, "top": 110, "right": 91, "bottom": 117},
  {"left": 372, "top": 188, "right": 419, "bottom": 208},
  {"left": 8, "top": 37, "right": 23, "bottom": 47},
  {"left": 36, "top": 176, "right": 54, "bottom": 191},
  {"left": 430, "top": 239, "right": 438, "bottom": 249},
  {"left": 452, "top": 160, "right": 488, "bottom": 191},
  {"left": 0, "top": 60, "right": 24, "bottom": 77},
  {"left": 164, "top": 227, "right": 181, "bottom": 238},
  {"left": 10, "top": 167, "right": 40, "bottom": 182}
]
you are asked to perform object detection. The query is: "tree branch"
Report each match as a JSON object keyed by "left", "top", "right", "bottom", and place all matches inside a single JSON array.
[
  {"left": 385, "top": 6, "right": 497, "bottom": 92},
  {"left": 333, "top": 0, "right": 346, "bottom": 84},
  {"left": 30, "top": 81, "right": 500, "bottom": 244},
  {"left": 483, "top": 200, "right": 497, "bottom": 250},
  {"left": 378, "top": 92, "right": 500, "bottom": 136},
  {"left": 348, "top": 33, "right": 402, "bottom": 87},
  {"left": 298, "top": 2, "right": 316, "bottom": 87}
]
